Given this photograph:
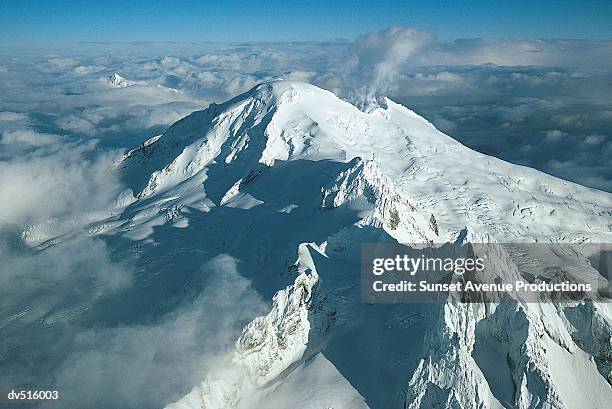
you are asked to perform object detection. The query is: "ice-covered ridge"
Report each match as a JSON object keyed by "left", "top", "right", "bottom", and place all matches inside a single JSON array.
[{"left": 166, "top": 243, "right": 333, "bottom": 409}]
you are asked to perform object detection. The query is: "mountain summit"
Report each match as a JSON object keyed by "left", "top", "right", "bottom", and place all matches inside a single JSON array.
[
  {"left": 102, "top": 80, "right": 612, "bottom": 408},
  {"left": 120, "top": 80, "right": 611, "bottom": 243},
  {"left": 105, "top": 73, "right": 134, "bottom": 88}
]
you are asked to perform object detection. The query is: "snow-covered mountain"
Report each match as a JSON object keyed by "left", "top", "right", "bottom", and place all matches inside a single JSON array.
[
  {"left": 97, "top": 80, "right": 612, "bottom": 408},
  {"left": 105, "top": 73, "right": 136, "bottom": 88}
]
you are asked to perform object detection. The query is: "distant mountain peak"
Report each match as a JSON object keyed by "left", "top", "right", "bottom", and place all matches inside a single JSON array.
[{"left": 106, "top": 73, "right": 134, "bottom": 88}]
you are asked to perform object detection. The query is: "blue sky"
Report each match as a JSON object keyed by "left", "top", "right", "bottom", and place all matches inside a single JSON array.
[{"left": 1, "top": 0, "right": 611, "bottom": 45}]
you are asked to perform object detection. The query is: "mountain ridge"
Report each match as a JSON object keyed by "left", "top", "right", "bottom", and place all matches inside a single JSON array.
[{"left": 115, "top": 80, "right": 611, "bottom": 244}]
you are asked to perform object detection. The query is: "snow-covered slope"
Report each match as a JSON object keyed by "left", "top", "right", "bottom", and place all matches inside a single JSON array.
[{"left": 99, "top": 80, "right": 611, "bottom": 408}]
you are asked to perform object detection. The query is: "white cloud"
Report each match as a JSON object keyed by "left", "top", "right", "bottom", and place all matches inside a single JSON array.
[
  {"left": 47, "top": 57, "right": 80, "bottom": 69},
  {"left": 0, "top": 140, "right": 123, "bottom": 229},
  {"left": 584, "top": 133, "right": 605, "bottom": 145},
  {"left": 0, "top": 111, "right": 28, "bottom": 122},
  {"left": 414, "top": 39, "right": 612, "bottom": 69},
  {"left": 347, "top": 27, "right": 436, "bottom": 102},
  {"left": 72, "top": 65, "right": 105, "bottom": 75},
  {"left": 50, "top": 255, "right": 266, "bottom": 408},
  {"left": 545, "top": 129, "right": 567, "bottom": 141},
  {"left": 0, "top": 129, "right": 59, "bottom": 147}
]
